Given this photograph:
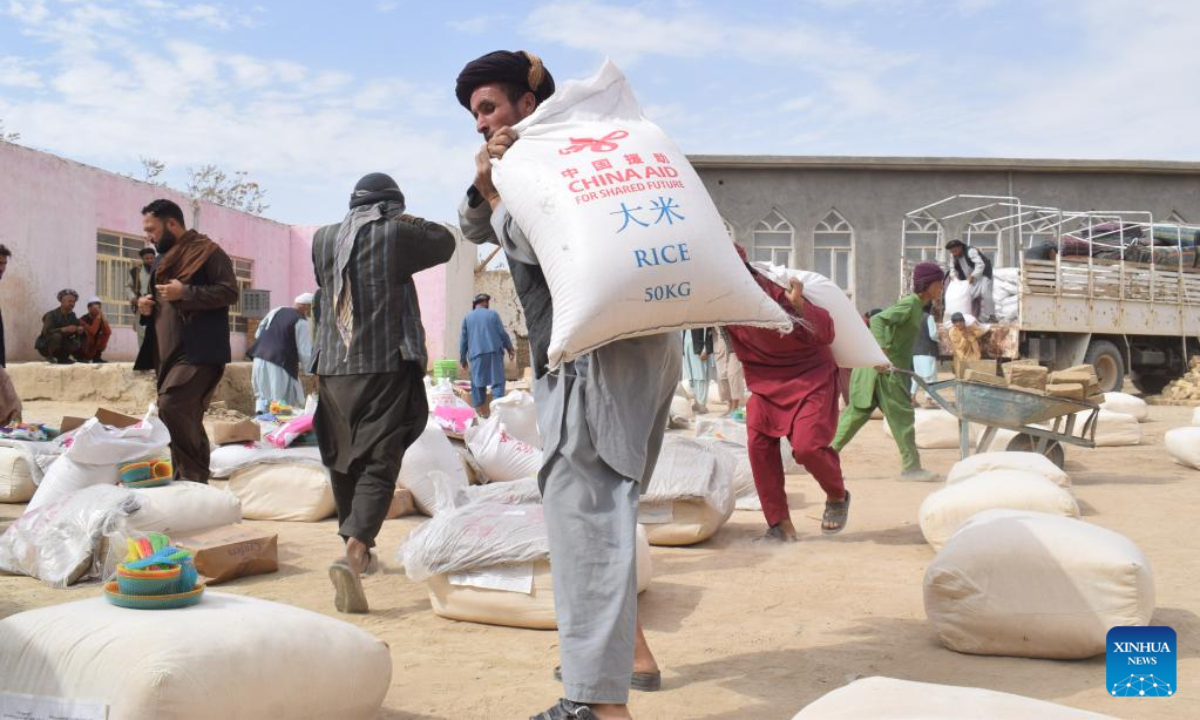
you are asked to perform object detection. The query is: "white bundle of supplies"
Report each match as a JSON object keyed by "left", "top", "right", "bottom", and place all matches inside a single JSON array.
[
  {"left": 491, "top": 60, "right": 791, "bottom": 369},
  {"left": 0, "top": 484, "right": 135, "bottom": 587},
  {"left": 465, "top": 413, "right": 543, "bottom": 483},
  {"left": 639, "top": 436, "right": 735, "bottom": 546},
  {"left": 991, "top": 266, "right": 1020, "bottom": 321},
  {"left": 924, "top": 510, "right": 1155, "bottom": 659},
  {"left": 1099, "top": 391, "right": 1149, "bottom": 421},
  {"left": 489, "top": 390, "right": 541, "bottom": 448},
  {"left": 27, "top": 406, "right": 170, "bottom": 512},
  {"left": 943, "top": 276, "right": 974, "bottom": 320},
  {"left": 791, "top": 677, "right": 1114, "bottom": 719},
  {"left": 1165, "top": 426, "right": 1200, "bottom": 469},
  {"left": 0, "top": 594, "right": 393, "bottom": 720},
  {"left": 398, "top": 417, "right": 471, "bottom": 516},
  {"left": 227, "top": 463, "right": 334, "bottom": 522},
  {"left": 126, "top": 481, "right": 243, "bottom": 535},
  {"left": 918, "top": 471, "right": 1079, "bottom": 550},
  {"left": 693, "top": 436, "right": 759, "bottom": 511},
  {"left": 209, "top": 442, "right": 323, "bottom": 479},
  {"left": 945, "top": 450, "right": 1071, "bottom": 489},
  {"left": 399, "top": 501, "right": 650, "bottom": 629}
]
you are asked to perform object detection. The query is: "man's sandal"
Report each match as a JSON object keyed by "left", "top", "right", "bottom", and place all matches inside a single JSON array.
[
  {"left": 530, "top": 699, "right": 598, "bottom": 720},
  {"left": 822, "top": 491, "right": 851, "bottom": 535}
]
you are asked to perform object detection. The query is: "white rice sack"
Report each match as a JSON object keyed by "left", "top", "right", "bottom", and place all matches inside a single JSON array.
[
  {"left": 668, "top": 394, "right": 694, "bottom": 428},
  {"left": 885, "top": 408, "right": 976, "bottom": 449},
  {"left": 398, "top": 418, "right": 471, "bottom": 516},
  {"left": 919, "top": 471, "right": 1079, "bottom": 550},
  {"left": 0, "top": 484, "right": 135, "bottom": 587},
  {"left": 492, "top": 60, "right": 790, "bottom": 368},
  {"left": 1193, "top": 407, "right": 1200, "bottom": 425},
  {"left": 924, "top": 509, "right": 1154, "bottom": 659},
  {"left": 126, "top": 482, "right": 243, "bottom": 535},
  {"left": 209, "top": 442, "right": 323, "bottom": 479},
  {"left": 27, "top": 407, "right": 170, "bottom": 512},
  {"left": 1165, "top": 426, "right": 1200, "bottom": 469},
  {"left": 0, "top": 446, "right": 36, "bottom": 503},
  {"left": 945, "top": 451, "right": 1071, "bottom": 489},
  {"left": 0, "top": 593, "right": 392, "bottom": 720},
  {"left": 489, "top": 390, "right": 541, "bottom": 448},
  {"left": 465, "top": 415, "right": 543, "bottom": 483},
  {"left": 228, "top": 463, "right": 336, "bottom": 522},
  {"left": 640, "top": 437, "right": 735, "bottom": 546},
  {"left": 1100, "top": 392, "right": 1148, "bottom": 422},
  {"left": 751, "top": 262, "right": 887, "bottom": 369},
  {"left": 425, "top": 525, "right": 652, "bottom": 630},
  {"left": 791, "top": 676, "right": 1114, "bottom": 719},
  {"left": 943, "top": 277, "right": 974, "bottom": 319}
]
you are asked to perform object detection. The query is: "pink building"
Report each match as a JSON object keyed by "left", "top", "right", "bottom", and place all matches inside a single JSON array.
[{"left": 0, "top": 142, "right": 472, "bottom": 365}]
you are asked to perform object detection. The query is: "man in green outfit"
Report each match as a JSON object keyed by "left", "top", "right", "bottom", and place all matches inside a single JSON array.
[{"left": 833, "top": 262, "right": 946, "bottom": 481}]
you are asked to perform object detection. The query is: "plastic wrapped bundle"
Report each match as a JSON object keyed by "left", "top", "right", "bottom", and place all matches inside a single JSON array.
[
  {"left": 0, "top": 484, "right": 136, "bottom": 587},
  {"left": 640, "top": 437, "right": 735, "bottom": 545}
]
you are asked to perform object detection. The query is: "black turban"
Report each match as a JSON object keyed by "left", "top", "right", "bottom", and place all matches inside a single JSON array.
[
  {"left": 349, "top": 172, "right": 405, "bottom": 210},
  {"left": 455, "top": 50, "right": 555, "bottom": 110}
]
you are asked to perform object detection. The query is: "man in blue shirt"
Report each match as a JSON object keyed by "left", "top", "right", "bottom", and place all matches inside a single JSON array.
[{"left": 460, "top": 293, "right": 514, "bottom": 413}]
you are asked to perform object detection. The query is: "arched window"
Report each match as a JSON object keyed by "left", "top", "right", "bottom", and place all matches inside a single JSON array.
[
  {"left": 813, "top": 209, "right": 855, "bottom": 296},
  {"left": 904, "top": 213, "right": 942, "bottom": 265},
  {"left": 964, "top": 211, "right": 1001, "bottom": 265},
  {"left": 751, "top": 210, "right": 794, "bottom": 267}
]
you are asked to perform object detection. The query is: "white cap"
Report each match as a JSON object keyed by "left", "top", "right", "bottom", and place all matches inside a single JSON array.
[
  {"left": 87, "top": 296, "right": 102, "bottom": 306},
  {"left": 294, "top": 292, "right": 315, "bottom": 306}
]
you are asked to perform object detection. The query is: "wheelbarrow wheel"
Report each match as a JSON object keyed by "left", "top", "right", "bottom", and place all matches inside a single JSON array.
[{"left": 1006, "top": 433, "right": 1065, "bottom": 469}]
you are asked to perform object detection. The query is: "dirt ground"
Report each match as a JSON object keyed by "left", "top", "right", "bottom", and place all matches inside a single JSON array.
[{"left": 2, "top": 400, "right": 1197, "bottom": 719}]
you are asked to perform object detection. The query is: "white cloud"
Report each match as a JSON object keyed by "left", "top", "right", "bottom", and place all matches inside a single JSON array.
[
  {"left": 377, "top": 1, "right": 398, "bottom": 13},
  {"left": 0, "top": 56, "right": 43, "bottom": 88},
  {"left": 174, "top": 4, "right": 230, "bottom": 29},
  {"left": 448, "top": 14, "right": 506, "bottom": 34}
]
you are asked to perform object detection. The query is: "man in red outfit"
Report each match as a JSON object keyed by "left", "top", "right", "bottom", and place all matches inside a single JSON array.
[{"left": 725, "top": 253, "right": 850, "bottom": 541}]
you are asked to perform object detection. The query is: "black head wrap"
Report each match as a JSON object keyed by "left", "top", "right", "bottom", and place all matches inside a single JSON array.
[
  {"left": 349, "top": 173, "right": 405, "bottom": 210},
  {"left": 455, "top": 50, "right": 555, "bottom": 110}
]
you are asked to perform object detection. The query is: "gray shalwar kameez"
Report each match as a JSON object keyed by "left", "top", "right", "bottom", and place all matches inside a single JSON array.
[{"left": 460, "top": 193, "right": 681, "bottom": 705}]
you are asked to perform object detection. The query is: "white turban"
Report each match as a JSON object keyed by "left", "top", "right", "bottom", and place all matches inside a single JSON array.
[{"left": 294, "top": 292, "right": 315, "bottom": 306}]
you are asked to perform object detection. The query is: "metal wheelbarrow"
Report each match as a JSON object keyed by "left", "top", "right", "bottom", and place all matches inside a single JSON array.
[{"left": 897, "top": 369, "right": 1100, "bottom": 468}]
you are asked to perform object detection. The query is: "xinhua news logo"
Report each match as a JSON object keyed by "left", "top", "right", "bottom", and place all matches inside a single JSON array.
[{"left": 1107, "top": 626, "right": 1176, "bottom": 698}]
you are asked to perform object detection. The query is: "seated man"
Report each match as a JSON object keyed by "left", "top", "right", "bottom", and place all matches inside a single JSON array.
[
  {"left": 948, "top": 312, "right": 988, "bottom": 377},
  {"left": 75, "top": 297, "right": 113, "bottom": 364},
  {"left": 36, "top": 289, "right": 84, "bottom": 364}
]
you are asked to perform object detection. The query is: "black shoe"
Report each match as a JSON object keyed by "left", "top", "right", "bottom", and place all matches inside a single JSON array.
[
  {"left": 58, "top": 357, "right": 76, "bottom": 365},
  {"left": 530, "top": 699, "right": 598, "bottom": 720},
  {"left": 93, "top": 356, "right": 107, "bottom": 364}
]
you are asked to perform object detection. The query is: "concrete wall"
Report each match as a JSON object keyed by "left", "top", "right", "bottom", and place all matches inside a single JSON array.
[
  {"left": 695, "top": 161, "right": 1200, "bottom": 314},
  {"left": 0, "top": 142, "right": 460, "bottom": 366}
]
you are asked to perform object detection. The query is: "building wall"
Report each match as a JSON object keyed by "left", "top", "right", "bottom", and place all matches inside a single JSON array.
[
  {"left": 695, "top": 161, "right": 1200, "bottom": 314},
  {"left": 0, "top": 142, "right": 459, "bottom": 365}
]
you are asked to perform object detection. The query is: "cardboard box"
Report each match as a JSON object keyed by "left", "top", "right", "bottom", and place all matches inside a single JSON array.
[
  {"left": 60, "top": 407, "right": 141, "bottom": 434},
  {"left": 965, "top": 369, "right": 1007, "bottom": 387},
  {"left": 1046, "top": 382, "right": 1088, "bottom": 400},
  {"left": 956, "top": 359, "right": 997, "bottom": 379},
  {"left": 205, "top": 418, "right": 261, "bottom": 446},
  {"left": 1004, "top": 362, "right": 1049, "bottom": 392},
  {"left": 173, "top": 524, "right": 278, "bottom": 585}
]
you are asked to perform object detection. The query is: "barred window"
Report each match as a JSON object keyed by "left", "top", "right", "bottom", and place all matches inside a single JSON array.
[
  {"left": 95, "top": 230, "right": 151, "bottom": 328},
  {"left": 752, "top": 210, "right": 794, "bottom": 268},
  {"left": 229, "top": 257, "right": 253, "bottom": 333},
  {"left": 814, "top": 209, "right": 855, "bottom": 297},
  {"left": 904, "top": 213, "right": 942, "bottom": 265}
]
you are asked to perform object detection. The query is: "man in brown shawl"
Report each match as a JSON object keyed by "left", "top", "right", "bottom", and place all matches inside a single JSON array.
[{"left": 135, "top": 199, "right": 238, "bottom": 483}]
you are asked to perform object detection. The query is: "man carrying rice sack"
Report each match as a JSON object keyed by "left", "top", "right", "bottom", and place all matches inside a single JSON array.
[
  {"left": 311, "top": 173, "right": 456, "bottom": 614},
  {"left": 723, "top": 246, "right": 849, "bottom": 541},
  {"left": 456, "top": 50, "right": 678, "bottom": 720},
  {"left": 832, "top": 262, "right": 945, "bottom": 482}
]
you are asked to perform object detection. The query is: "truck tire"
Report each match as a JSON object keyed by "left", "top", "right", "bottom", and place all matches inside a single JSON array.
[
  {"left": 1131, "top": 371, "right": 1172, "bottom": 396},
  {"left": 1084, "top": 340, "right": 1125, "bottom": 393}
]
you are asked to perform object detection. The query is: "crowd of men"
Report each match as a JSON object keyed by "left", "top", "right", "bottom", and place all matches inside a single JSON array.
[{"left": 0, "top": 48, "right": 1005, "bottom": 720}]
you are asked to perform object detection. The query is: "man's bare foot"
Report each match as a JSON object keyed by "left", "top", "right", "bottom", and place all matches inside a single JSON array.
[
  {"left": 346, "top": 537, "right": 371, "bottom": 574},
  {"left": 633, "top": 621, "right": 659, "bottom": 675},
  {"left": 774, "top": 518, "right": 799, "bottom": 540}
]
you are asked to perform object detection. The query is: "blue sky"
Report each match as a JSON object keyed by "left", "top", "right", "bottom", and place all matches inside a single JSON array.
[{"left": 2, "top": 0, "right": 1197, "bottom": 226}]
